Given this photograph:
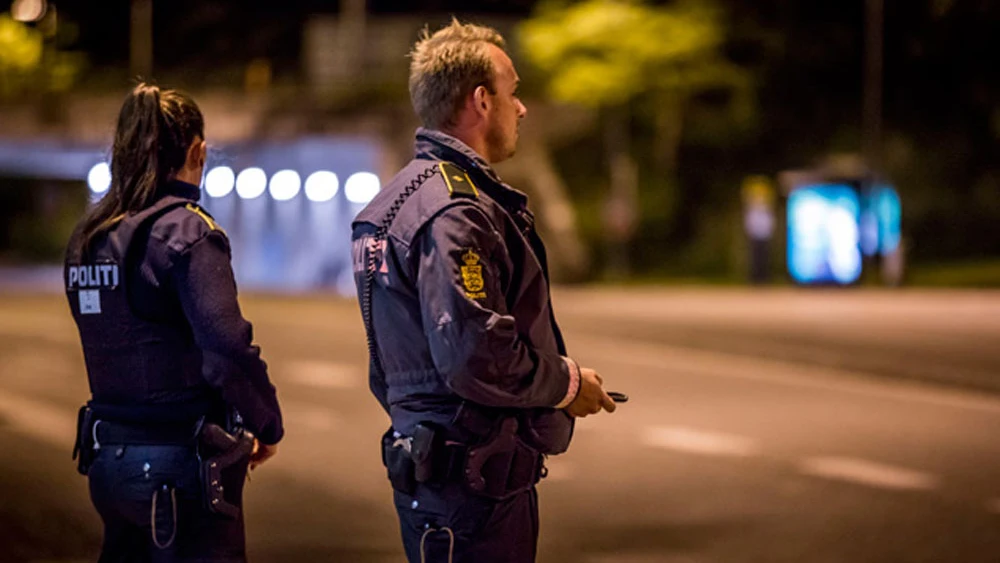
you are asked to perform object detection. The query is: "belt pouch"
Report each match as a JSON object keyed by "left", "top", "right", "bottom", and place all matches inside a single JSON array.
[
  {"left": 411, "top": 423, "right": 439, "bottom": 483},
  {"left": 73, "top": 406, "right": 95, "bottom": 476}
]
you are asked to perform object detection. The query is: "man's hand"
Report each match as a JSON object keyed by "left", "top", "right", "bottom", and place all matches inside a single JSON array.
[
  {"left": 565, "top": 367, "right": 616, "bottom": 418},
  {"left": 250, "top": 439, "right": 278, "bottom": 470}
]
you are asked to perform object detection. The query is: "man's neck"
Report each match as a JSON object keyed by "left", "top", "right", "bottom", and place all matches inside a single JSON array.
[{"left": 439, "top": 127, "right": 491, "bottom": 164}]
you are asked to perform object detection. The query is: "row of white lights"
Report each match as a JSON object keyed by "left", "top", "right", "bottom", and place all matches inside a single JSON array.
[{"left": 87, "top": 163, "right": 381, "bottom": 204}]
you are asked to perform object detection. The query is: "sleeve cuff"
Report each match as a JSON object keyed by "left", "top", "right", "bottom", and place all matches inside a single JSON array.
[{"left": 554, "top": 356, "right": 581, "bottom": 409}]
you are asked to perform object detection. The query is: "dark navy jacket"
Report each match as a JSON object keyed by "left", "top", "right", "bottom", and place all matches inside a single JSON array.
[
  {"left": 351, "top": 129, "right": 574, "bottom": 454},
  {"left": 65, "top": 180, "right": 284, "bottom": 445}
]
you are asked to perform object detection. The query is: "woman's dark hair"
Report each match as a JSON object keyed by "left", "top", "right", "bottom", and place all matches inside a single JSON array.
[{"left": 75, "top": 82, "right": 204, "bottom": 255}]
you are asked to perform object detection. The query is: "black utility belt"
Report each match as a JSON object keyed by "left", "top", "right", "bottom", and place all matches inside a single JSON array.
[
  {"left": 73, "top": 405, "right": 254, "bottom": 520},
  {"left": 382, "top": 417, "right": 544, "bottom": 501},
  {"left": 94, "top": 420, "right": 199, "bottom": 446}
]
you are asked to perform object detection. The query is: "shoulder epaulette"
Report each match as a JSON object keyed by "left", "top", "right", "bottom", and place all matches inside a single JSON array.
[
  {"left": 439, "top": 162, "right": 478, "bottom": 199},
  {"left": 184, "top": 203, "right": 225, "bottom": 234}
]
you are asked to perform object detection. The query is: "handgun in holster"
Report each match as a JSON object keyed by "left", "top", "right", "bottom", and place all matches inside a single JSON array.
[
  {"left": 381, "top": 428, "right": 416, "bottom": 494},
  {"left": 197, "top": 422, "right": 254, "bottom": 519},
  {"left": 72, "top": 405, "right": 96, "bottom": 476},
  {"left": 380, "top": 422, "right": 442, "bottom": 494}
]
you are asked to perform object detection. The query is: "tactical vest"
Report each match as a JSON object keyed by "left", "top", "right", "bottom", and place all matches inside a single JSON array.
[{"left": 65, "top": 196, "right": 208, "bottom": 421}]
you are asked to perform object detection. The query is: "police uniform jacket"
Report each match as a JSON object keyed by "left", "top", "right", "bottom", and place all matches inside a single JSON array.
[
  {"left": 352, "top": 128, "right": 575, "bottom": 454},
  {"left": 65, "top": 180, "right": 283, "bottom": 445}
]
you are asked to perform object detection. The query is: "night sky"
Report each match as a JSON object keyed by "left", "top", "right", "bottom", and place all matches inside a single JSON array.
[{"left": 16, "top": 0, "right": 541, "bottom": 68}]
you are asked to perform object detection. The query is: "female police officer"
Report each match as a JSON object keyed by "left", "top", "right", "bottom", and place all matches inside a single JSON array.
[{"left": 65, "top": 83, "right": 283, "bottom": 562}]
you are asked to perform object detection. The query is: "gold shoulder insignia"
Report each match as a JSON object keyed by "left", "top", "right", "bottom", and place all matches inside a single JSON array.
[
  {"left": 185, "top": 203, "right": 225, "bottom": 235},
  {"left": 439, "top": 162, "right": 478, "bottom": 199}
]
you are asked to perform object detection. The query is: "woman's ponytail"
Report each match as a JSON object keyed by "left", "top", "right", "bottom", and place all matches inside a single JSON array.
[{"left": 74, "top": 83, "right": 203, "bottom": 257}]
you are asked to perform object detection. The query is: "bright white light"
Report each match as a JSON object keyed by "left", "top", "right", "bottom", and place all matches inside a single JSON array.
[
  {"left": 12, "top": 0, "right": 47, "bottom": 22},
  {"left": 344, "top": 172, "right": 381, "bottom": 204},
  {"left": 304, "top": 171, "right": 339, "bottom": 203},
  {"left": 268, "top": 169, "right": 301, "bottom": 201},
  {"left": 204, "top": 166, "right": 235, "bottom": 198},
  {"left": 826, "top": 207, "right": 862, "bottom": 284},
  {"left": 87, "top": 162, "right": 111, "bottom": 194},
  {"left": 235, "top": 167, "right": 267, "bottom": 199}
]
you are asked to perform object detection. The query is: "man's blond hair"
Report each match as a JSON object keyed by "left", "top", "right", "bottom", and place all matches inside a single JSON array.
[{"left": 408, "top": 19, "right": 506, "bottom": 130}]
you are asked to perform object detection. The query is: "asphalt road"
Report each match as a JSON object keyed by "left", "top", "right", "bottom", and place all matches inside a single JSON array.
[{"left": 1, "top": 288, "right": 999, "bottom": 563}]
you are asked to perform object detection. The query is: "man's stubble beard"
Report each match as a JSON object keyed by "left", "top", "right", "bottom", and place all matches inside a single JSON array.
[{"left": 486, "top": 120, "right": 517, "bottom": 163}]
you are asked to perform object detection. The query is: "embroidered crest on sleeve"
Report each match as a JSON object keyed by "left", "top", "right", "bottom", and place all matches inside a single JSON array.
[{"left": 460, "top": 248, "right": 487, "bottom": 299}]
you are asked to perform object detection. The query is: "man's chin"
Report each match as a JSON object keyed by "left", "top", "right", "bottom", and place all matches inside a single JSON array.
[{"left": 507, "top": 139, "right": 519, "bottom": 159}]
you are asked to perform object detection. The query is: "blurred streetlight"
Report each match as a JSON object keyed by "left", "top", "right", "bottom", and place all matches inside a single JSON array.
[{"left": 11, "top": 0, "right": 47, "bottom": 23}]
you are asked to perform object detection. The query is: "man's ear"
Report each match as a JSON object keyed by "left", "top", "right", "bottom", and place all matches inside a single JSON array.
[{"left": 472, "top": 85, "right": 491, "bottom": 115}]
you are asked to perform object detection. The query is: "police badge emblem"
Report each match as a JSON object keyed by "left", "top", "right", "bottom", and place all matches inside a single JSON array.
[{"left": 461, "top": 249, "right": 487, "bottom": 299}]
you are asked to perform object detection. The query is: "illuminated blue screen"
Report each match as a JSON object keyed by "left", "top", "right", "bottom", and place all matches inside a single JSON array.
[
  {"left": 787, "top": 184, "right": 863, "bottom": 285},
  {"left": 874, "top": 184, "right": 901, "bottom": 255}
]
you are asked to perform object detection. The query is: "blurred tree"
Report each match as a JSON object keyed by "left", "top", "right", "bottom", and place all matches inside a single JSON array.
[
  {"left": 0, "top": 13, "right": 43, "bottom": 99},
  {"left": 0, "top": 11, "right": 84, "bottom": 104},
  {"left": 520, "top": 0, "right": 752, "bottom": 277}
]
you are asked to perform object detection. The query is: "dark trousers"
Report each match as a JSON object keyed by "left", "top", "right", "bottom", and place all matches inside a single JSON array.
[
  {"left": 394, "top": 482, "right": 539, "bottom": 563},
  {"left": 88, "top": 443, "right": 246, "bottom": 563}
]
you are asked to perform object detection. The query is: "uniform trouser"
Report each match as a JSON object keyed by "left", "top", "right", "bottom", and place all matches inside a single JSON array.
[
  {"left": 394, "top": 482, "right": 539, "bottom": 563},
  {"left": 87, "top": 443, "right": 246, "bottom": 563}
]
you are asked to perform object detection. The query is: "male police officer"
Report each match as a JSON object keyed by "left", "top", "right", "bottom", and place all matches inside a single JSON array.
[{"left": 352, "top": 20, "right": 616, "bottom": 563}]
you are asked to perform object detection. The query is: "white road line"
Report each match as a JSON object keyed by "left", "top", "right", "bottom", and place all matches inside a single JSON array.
[
  {"left": 571, "top": 335, "right": 1000, "bottom": 416},
  {"left": 641, "top": 426, "right": 759, "bottom": 457},
  {"left": 0, "top": 391, "right": 75, "bottom": 448},
  {"left": 282, "top": 402, "right": 340, "bottom": 431},
  {"left": 986, "top": 498, "right": 1000, "bottom": 514},
  {"left": 798, "top": 457, "right": 938, "bottom": 491},
  {"left": 285, "top": 360, "right": 359, "bottom": 389}
]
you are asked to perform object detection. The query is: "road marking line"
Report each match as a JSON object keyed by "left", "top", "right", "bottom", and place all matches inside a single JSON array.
[
  {"left": 0, "top": 391, "right": 75, "bottom": 448},
  {"left": 571, "top": 335, "right": 1000, "bottom": 416},
  {"left": 641, "top": 426, "right": 759, "bottom": 457},
  {"left": 283, "top": 403, "right": 340, "bottom": 431},
  {"left": 986, "top": 498, "right": 1000, "bottom": 514},
  {"left": 798, "top": 457, "right": 937, "bottom": 491},
  {"left": 285, "top": 360, "right": 359, "bottom": 389}
]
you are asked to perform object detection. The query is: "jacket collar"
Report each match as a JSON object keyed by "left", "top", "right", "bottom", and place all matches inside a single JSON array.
[
  {"left": 160, "top": 179, "right": 201, "bottom": 202},
  {"left": 414, "top": 127, "right": 528, "bottom": 210}
]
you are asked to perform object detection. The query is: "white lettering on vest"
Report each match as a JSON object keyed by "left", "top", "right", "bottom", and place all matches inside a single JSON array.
[{"left": 68, "top": 264, "right": 119, "bottom": 290}]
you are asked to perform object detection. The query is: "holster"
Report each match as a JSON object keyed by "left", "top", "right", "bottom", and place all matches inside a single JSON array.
[
  {"left": 382, "top": 428, "right": 416, "bottom": 494},
  {"left": 381, "top": 414, "right": 543, "bottom": 501},
  {"left": 463, "top": 417, "right": 542, "bottom": 501},
  {"left": 72, "top": 405, "right": 96, "bottom": 476},
  {"left": 197, "top": 422, "right": 254, "bottom": 519}
]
